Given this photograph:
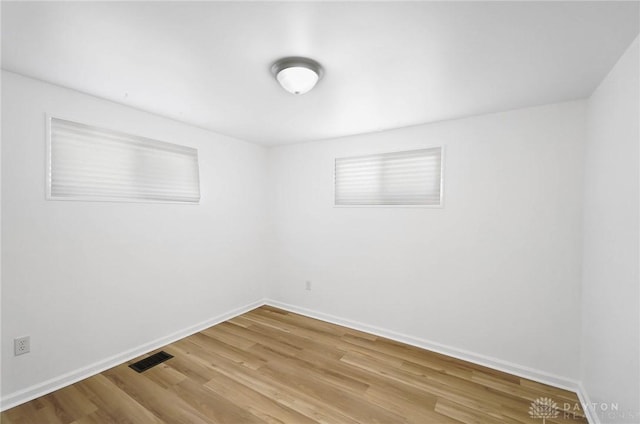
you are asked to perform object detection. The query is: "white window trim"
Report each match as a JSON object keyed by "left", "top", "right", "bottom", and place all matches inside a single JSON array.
[
  {"left": 45, "top": 114, "right": 201, "bottom": 205},
  {"left": 333, "top": 146, "right": 445, "bottom": 208}
]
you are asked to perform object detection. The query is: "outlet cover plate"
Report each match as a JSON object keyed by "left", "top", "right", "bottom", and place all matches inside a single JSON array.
[{"left": 14, "top": 336, "right": 30, "bottom": 356}]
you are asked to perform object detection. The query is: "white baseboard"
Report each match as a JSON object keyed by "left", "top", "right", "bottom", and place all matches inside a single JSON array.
[
  {"left": 0, "top": 298, "right": 266, "bottom": 411},
  {"left": 576, "top": 382, "right": 601, "bottom": 424},
  {"left": 265, "top": 299, "right": 583, "bottom": 395}
]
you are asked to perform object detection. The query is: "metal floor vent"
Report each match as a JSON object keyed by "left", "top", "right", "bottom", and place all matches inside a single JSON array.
[{"left": 129, "top": 351, "right": 173, "bottom": 373}]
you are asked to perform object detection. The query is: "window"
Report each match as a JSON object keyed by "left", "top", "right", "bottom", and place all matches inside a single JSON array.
[
  {"left": 47, "top": 117, "right": 200, "bottom": 203},
  {"left": 335, "top": 147, "right": 442, "bottom": 206}
]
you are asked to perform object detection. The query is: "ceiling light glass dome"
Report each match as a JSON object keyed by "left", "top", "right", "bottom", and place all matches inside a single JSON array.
[{"left": 271, "top": 57, "right": 323, "bottom": 95}]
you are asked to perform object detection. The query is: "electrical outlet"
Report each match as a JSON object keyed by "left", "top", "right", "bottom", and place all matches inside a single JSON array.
[
  {"left": 305, "top": 280, "right": 312, "bottom": 291},
  {"left": 14, "top": 336, "right": 30, "bottom": 356}
]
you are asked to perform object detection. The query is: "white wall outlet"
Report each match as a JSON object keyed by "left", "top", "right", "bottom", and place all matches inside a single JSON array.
[
  {"left": 14, "top": 336, "right": 30, "bottom": 356},
  {"left": 305, "top": 280, "right": 312, "bottom": 291}
]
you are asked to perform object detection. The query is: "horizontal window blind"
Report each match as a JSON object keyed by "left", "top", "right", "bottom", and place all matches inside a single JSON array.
[
  {"left": 48, "top": 117, "right": 200, "bottom": 203},
  {"left": 335, "top": 147, "right": 442, "bottom": 206}
]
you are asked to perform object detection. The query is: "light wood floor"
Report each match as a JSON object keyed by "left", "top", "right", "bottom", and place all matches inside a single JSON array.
[{"left": 2, "top": 306, "right": 586, "bottom": 424}]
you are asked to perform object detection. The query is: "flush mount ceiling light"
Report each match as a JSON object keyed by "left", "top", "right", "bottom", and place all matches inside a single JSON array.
[{"left": 271, "top": 57, "right": 323, "bottom": 95}]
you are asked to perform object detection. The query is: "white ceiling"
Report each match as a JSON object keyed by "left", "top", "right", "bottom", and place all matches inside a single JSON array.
[{"left": 2, "top": 1, "right": 639, "bottom": 145}]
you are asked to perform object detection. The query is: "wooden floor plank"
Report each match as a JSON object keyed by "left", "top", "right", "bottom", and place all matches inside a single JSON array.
[
  {"left": 203, "top": 367, "right": 319, "bottom": 424},
  {"left": 1, "top": 306, "right": 586, "bottom": 424},
  {"left": 74, "top": 374, "right": 164, "bottom": 424}
]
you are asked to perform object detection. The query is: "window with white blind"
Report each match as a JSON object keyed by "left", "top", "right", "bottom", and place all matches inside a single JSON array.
[
  {"left": 335, "top": 147, "right": 443, "bottom": 206},
  {"left": 47, "top": 117, "right": 200, "bottom": 203}
]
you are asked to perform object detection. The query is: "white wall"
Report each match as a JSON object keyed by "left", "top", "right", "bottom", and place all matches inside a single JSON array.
[
  {"left": 1, "top": 71, "right": 269, "bottom": 403},
  {"left": 268, "top": 101, "right": 586, "bottom": 382},
  {"left": 582, "top": 37, "right": 639, "bottom": 423}
]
